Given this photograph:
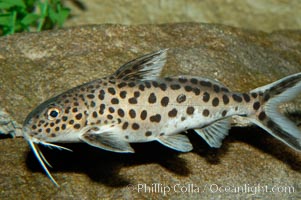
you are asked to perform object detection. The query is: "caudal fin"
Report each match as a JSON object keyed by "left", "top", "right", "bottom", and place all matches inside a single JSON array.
[{"left": 249, "top": 72, "right": 301, "bottom": 152}]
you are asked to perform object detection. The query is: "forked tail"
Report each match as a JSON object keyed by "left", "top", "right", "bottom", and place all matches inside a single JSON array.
[{"left": 249, "top": 72, "right": 301, "bottom": 151}]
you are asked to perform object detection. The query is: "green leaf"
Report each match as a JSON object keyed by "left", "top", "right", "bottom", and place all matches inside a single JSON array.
[
  {"left": 48, "top": 6, "right": 58, "bottom": 22},
  {"left": 56, "top": 8, "right": 69, "bottom": 27},
  {"left": 48, "top": 4, "right": 70, "bottom": 27},
  {"left": 0, "top": 13, "right": 11, "bottom": 25},
  {"left": 21, "top": 13, "right": 39, "bottom": 26},
  {"left": 0, "top": 0, "right": 26, "bottom": 9}
]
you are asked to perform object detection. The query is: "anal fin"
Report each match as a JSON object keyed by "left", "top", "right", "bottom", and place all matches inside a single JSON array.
[
  {"left": 194, "top": 118, "right": 230, "bottom": 148},
  {"left": 80, "top": 129, "right": 134, "bottom": 153},
  {"left": 157, "top": 134, "right": 193, "bottom": 152}
]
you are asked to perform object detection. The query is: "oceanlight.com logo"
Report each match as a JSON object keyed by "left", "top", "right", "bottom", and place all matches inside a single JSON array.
[{"left": 127, "top": 183, "right": 296, "bottom": 196}]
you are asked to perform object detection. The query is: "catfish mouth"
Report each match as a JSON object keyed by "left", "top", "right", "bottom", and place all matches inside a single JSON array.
[{"left": 22, "top": 127, "right": 72, "bottom": 187}]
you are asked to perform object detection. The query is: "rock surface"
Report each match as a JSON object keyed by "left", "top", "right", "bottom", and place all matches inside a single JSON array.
[
  {"left": 64, "top": 0, "right": 301, "bottom": 32},
  {"left": 0, "top": 23, "right": 301, "bottom": 199}
]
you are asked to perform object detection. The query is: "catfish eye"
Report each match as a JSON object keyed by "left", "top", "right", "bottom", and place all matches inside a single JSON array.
[{"left": 47, "top": 107, "right": 61, "bottom": 120}]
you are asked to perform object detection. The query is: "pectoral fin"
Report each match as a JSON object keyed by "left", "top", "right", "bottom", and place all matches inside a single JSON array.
[
  {"left": 194, "top": 118, "right": 230, "bottom": 148},
  {"left": 80, "top": 128, "right": 134, "bottom": 153},
  {"left": 157, "top": 134, "right": 193, "bottom": 152}
]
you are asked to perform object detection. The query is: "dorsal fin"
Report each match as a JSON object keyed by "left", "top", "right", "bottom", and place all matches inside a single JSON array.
[{"left": 113, "top": 49, "right": 167, "bottom": 81}]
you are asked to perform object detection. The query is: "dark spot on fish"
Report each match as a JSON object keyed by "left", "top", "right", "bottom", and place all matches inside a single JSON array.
[
  {"left": 50, "top": 122, "right": 55, "bottom": 127},
  {"left": 232, "top": 94, "right": 242, "bottom": 102},
  {"left": 140, "top": 110, "right": 147, "bottom": 120},
  {"left": 243, "top": 93, "right": 251, "bottom": 102},
  {"left": 190, "top": 78, "right": 198, "bottom": 84},
  {"left": 251, "top": 93, "right": 258, "bottom": 98},
  {"left": 73, "top": 102, "right": 79, "bottom": 106},
  {"left": 118, "top": 109, "right": 125, "bottom": 117},
  {"left": 160, "top": 133, "right": 165, "bottom": 136},
  {"left": 99, "top": 104, "right": 106, "bottom": 114},
  {"left": 145, "top": 81, "right": 151, "bottom": 88},
  {"left": 107, "top": 114, "right": 113, "bottom": 120},
  {"left": 132, "top": 123, "right": 140, "bottom": 130},
  {"left": 128, "top": 82, "right": 136, "bottom": 87},
  {"left": 200, "top": 80, "right": 212, "bottom": 87},
  {"left": 72, "top": 107, "right": 78, "bottom": 113},
  {"left": 129, "top": 109, "right": 136, "bottom": 118},
  {"left": 55, "top": 127, "right": 60, "bottom": 131},
  {"left": 165, "top": 77, "right": 173, "bottom": 82},
  {"left": 148, "top": 93, "right": 157, "bottom": 104},
  {"left": 203, "top": 92, "right": 210, "bottom": 102},
  {"left": 150, "top": 114, "right": 161, "bottom": 123},
  {"left": 203, "top": 109, "right": 210, "bottom": 117},
  {"left": 263, "top": 94, "right": 270, "bottom": 102},
  {"left": 222, "top": 95, "right": 229, "bottom": 105},
  {"left": 181, "top": 117, "right": 186, "bottom": 121},
  {"left": 108, "top": 87, "right": 116, "bottom": 95},
  {"left": 221, "top": 87, "right": 230, "bottom": 92},
  {"left": 90, "top": 101, "right": 96, "bottom": 107},
  {"left": 32, "top": 125, "right": 37, "bottom": 130},
  {"left": 92, "top": 111, "right": 98, "bottom": 118},
  {"left": 212, "top": 97, "right": 219, "bottom": 107},
  {"left": 109, "top": 107, "right": 115, "bottom": 113},
  {"left": 170, "top": 84, "right": 181, "bottom": 90},
  {"left": 122, "top": 122, "right": 129, "bottom": 130},
  {"left": 74, "top": 124, "right": 81, "bottom": 129},
  {"left": 69, "top": 120, "right": 74, "bottom": 125},
  {"left": 177, "top": 94, "right": 186, "bottom": 103},
  {"left": 65, "top": 107, "right": 71, "bottom": 114},
  {"left": 75, "top": 113, "right": 82, "bottom": 120},
  {"left": 87, "top": 94, "right": 95, "bottom": 99},
  {"left": 98, "top": 89, "right": 105, "bottom": 100},
  {"left": 46, "top": 128, "right": 50, "bottom": 133},
  {"left": 61, "top": 124, "right": 66, "bottom": 130},
  {"left": 111, "top": 98, "right": 119, "bottom": 104},
  {"left": 62, "top": 116, "right": 68, "bottom": 122},
  {"left": 145, "top": 131, "right": 152, "bottom": 137},
  {"left": 213, "top": 85, "right": 220, "bottom": 93},
  {"left": 128, "top": 97, "right": 137, "bottom": 104},
  {"left": 50, "top": 133, "right": 56, "bottom": 137},
  {"left": 120, "top": 91, "right": 127, "bottom": 99},
  {"left": 253, "top": 102, "right": 260, "bottom": 110},
  {"left": 179, "top": 77, "right": 187, "bottom": 83},
  {"left": 139, "top": 84, "right": 145, "bottom": 91},
  {"left": 168, "top": 108, "right": 178, "bottom": 117},
  {"left": 186, "top": 107, "right": 195, "bottom": 115},
  {"left": 134, "top": 91, "right": 140, "bottom": 98},
  {"left": 258, "top": 111, "right": 266, "bottom": 121},
  {"left": 193, "top": 88, "right": 201, "bottom": 95},
  {"left": 222, "top": 110, "right": 227, "bottom": 117},
  {"left": 117, "top": 82, "right": 127, "bottom": 88},
  {"left": 152, "top": 81, "right": 159, "bottom": 88},
  {"left": 125, "top": 135, "right": 129, "bottom": 139},
  {"left": 159, "top": 83, "right": 167, "bottom": 91},
  {"left": 184, "top": 85, "right": 193, "bottom": 92},
  {"left": 161, "top": 96, "right": 169, "bottom": 107}
]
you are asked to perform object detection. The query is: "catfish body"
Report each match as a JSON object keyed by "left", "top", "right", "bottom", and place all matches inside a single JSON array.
[{"left": 22, "top": 49, "right": 301, "bottom": 186}]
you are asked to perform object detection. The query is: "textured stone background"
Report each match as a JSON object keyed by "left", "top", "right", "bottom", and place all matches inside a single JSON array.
[
  {"left": 0, "top": 23, "right": 301, "bottom": 199},
  {"left": 64, "top": 0, "right": 301, "bottom": 32}
]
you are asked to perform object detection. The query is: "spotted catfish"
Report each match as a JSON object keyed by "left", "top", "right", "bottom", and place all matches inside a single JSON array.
[{"left": 23, "top": 49, "right": 301, "bottom": 186}]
